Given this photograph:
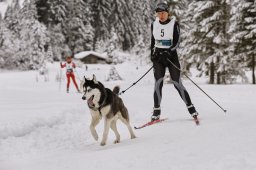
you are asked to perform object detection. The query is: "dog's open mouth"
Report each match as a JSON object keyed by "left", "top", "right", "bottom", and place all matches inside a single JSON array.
[{"left": 87, "top": 95, "right": 95, "bottom": 107}]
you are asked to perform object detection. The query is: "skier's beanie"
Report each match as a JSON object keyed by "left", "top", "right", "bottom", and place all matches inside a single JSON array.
[
  {"left": 155, "top": 2, "right": 169, "bottom": 12},
  {"left": 66, "top": 51, "right": 73, "bottom": 57}
]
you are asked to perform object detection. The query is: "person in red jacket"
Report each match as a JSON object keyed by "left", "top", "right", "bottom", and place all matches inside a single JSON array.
[{"left": 60, "top": 56, "right": 80, "bottom": 93}]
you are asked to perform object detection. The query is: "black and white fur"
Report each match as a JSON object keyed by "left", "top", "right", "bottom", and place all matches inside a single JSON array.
[{"left": 81, "top": 75, "right": 136, "bottom": 146}]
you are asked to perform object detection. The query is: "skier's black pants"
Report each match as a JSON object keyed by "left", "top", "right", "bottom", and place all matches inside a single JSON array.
[{"left": 153, "top": 50, "right": 193, "bottom": 110}]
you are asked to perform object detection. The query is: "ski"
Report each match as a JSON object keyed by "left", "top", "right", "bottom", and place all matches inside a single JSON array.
[
  {"left": 134, "top": 116, "right": 199, "bottom": 129},
  {"left": 134, "top": 118, "right": 168, "bottom": 130}
]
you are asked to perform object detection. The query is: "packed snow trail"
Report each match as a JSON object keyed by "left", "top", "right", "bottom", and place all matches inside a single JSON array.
[{"left": 0, "top": 63, "right": 256, "bottom": 170}]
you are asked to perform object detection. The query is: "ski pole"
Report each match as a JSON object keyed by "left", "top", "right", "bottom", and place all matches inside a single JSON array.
[
  {"left": 119, "top": 65, "right": 154, "bottom": 95},
  {"left": 59, "top": 67, "right": 62, "bottom": 91},
  {"left": 166, "top": 58, "right": 227, "bottom": 113},
  {"left": 74, "top": 68, "right": 82, "bottom": 82}
]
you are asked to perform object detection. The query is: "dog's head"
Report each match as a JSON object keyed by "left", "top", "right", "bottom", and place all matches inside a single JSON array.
[{"left": 81, "top": 75, "right": 104, "bottom": 108}]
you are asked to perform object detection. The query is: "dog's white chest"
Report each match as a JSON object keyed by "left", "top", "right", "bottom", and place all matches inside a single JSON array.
[
  {"left": 90, "top": 105, "right": 111, "bottom": 118},
  {"left": 99, "top": 105, "right": 111, "bottom": 117}
]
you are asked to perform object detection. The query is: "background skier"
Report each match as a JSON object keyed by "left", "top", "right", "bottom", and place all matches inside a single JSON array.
[{"left": 60, "top": 56, "right": 80, "bottom": 93}]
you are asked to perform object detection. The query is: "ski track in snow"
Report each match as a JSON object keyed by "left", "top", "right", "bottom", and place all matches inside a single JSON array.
[{"left": 0, "top": 62, "right": 256, "bottom": 170}]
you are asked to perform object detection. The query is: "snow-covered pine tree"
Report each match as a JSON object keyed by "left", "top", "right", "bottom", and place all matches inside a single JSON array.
[
  {"left": 35, "top": 0, "right": 68, "bottom": 61},
  {"left": 4, "top": 0, "right": 21, "bottom": 34},
  {"left": 0, "top": 13, "right": 6, "bottom": 67},
  {"left": 132, "top": 0, "right": 152, "bottom": 34},
  {"left": 166, "top": 0, "right": 187, "bottom": 20},
  {"left": 229, "top": 0, "right": 256, "bottom": 84},
  {"left": 81, "top": 22, "right": 94, "bottom": 51},
  {"left": 91, "top": 0, "right": 152, "bottom": 52},
  {"left": 35, "top": 0, "right": 51, "bottom": 26},
  {"left": 49, "top": 0, "right": 70, "bottom": 56},
  {"left": 47, "top": 24, "right": 65, "bottom": 61},
  {"left": 0, "top": 23, "right": 15, "bottom": 68},
  {"left": 149, "top": 0, "right": 159, "bottom": 19},
  {"left": 179, "top": 1, "right": 195, "bottom": 75},
  {"left": 105, "top": 27, "right": 119, "bottom": 61},
  {"left": 60, "top": 0, "right": 89, "bottom": 54},
  {"left": 133, "top": 34, "right": 148, "bottom": 65},
  {"left": 108, "top": 1, "right": 131, "bottom": 50},
  {"left": 181, "top": 1, "right": 208, "bottom": 78},
  {"left": 64, "top": 0, "right": 94, "bottom": 54},
  {"left": 183, "top": 0, "right": 230, "bottom": 84},
  {"left": 131, "top": 0, "right": 151, "bottom": 62},
  {"left": 90, "top": 0, "right": 112, "bottom": 51},
  {"left": 48, "top": 0, "right": 68, "bottom": 25},
  {"left": 18, "top": 0, "right": 50, "bottom": 70},
  {"left": 0, "top": 13, "right": 3, "bottom": 49},
  {"left": 0, "top": 0, "right": 23, "bottom": 69},
  {"left": 106, "top": 66, "right": 123, "bottom": 81},
  {"left": 4, "top": 4, "right": 15, "bottom": 29}
]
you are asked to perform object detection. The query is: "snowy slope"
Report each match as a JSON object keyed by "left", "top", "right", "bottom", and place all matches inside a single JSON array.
[{"left": 0, "top": 62, "right": 256, "bottom": 170}]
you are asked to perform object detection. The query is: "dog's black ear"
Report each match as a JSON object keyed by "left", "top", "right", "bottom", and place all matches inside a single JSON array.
[
  {"left": 92, "top": 74, "right": 98, "bottom": 84},
  {"left": 84, "top": 76, "right": 88, "bottom": 82}
]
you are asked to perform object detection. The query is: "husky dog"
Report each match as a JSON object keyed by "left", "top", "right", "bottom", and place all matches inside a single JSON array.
[{"left": 81, "top": 75, "right": 136, "bottom": 146}]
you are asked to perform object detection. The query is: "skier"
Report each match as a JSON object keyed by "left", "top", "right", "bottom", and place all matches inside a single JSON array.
[
  {"left": 150, "top": 2, "right": 199, "bottom": 122},
  {"left": 60, "top": 56, "right": 80, "bottom": 93}
]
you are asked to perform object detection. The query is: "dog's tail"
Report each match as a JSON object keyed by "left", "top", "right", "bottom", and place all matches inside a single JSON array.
[{"left": 113, "top": 86, "right": 120, "bottom": 95}]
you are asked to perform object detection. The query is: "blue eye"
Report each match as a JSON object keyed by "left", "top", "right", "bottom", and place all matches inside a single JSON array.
[{"left": 87, "top": 88, "right": 92, "bottom": 92}]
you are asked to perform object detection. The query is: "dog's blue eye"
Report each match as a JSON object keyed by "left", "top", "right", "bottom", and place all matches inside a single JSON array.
[{"left": 87, "top": 89, "right": 92, "bottom": 92}]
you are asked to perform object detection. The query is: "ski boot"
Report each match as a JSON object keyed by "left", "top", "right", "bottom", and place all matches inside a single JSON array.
[
  {"left": 151, "top": 107, "right": 161, "bottom": 122},
  {"left": 67, "top": 88, "right": 69, "bottom": 93},
  {"left": 187, "top": 104, "right": 199, "bottom": 125}
]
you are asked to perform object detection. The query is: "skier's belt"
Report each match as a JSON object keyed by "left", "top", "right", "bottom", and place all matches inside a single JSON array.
[{"left": 155, "top": 40, "right": 172, "bottom": 47}]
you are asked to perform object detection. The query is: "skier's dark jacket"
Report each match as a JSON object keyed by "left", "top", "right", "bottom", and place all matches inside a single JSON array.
[{"left": 150, "top": 18, "right": 180, "bottom": 63}]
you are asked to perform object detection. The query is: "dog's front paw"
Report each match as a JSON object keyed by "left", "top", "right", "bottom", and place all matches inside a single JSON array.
[
  {"left": 114, "top": 139, "right": 120, "bottom": 144},
  {"left": 90, "top": 128, "right": 99, "bottom": 141},
  {"left": 91, "top": 133, "right": 98, "bottom": 141},
  {"left": 100, "top": 141, "right": 106, "bottom": 146},
  {"left": 131, "top": 135, "right": 136, "bottom": 139},
  {"left": 93, "top": 135, "right": 98, "bottom": 141}
]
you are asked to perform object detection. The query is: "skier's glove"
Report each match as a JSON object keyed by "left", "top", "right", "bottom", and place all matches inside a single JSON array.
[
  {"left": 151, "top": 53, "right": 158, "bottom": 62},
  {"left": 151, "top": 48, "right": 160, "bottom": 63}
]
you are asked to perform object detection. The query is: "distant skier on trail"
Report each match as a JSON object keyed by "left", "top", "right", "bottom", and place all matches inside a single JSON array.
[
  {"left": 150, "top": 2, "right": 199, "bottom": 123},
  {"left": 60, "top": 55, "right": 80, "bottom": 93}
]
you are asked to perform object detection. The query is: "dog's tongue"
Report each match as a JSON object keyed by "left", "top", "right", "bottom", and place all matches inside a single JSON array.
[{"left": 87, "top": 96, "right": 94, "bottom": 107}]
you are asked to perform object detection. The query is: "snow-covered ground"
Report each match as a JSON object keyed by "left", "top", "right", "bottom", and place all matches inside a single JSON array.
[{"left": 0, "top": 62, "right": 256, "bottom": 170}]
